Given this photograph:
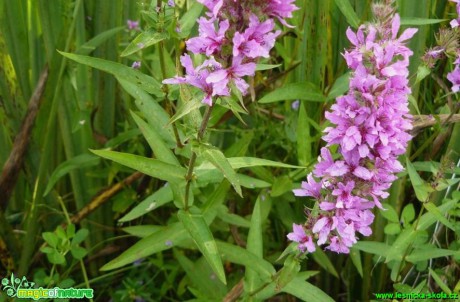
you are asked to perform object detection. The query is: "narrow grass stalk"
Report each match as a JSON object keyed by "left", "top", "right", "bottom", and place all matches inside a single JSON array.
[{"left": 18, "top": 0, "right": 83, "bottom": 276}]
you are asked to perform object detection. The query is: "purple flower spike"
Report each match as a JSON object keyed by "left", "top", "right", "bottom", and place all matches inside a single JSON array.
[
  {"left": 448, "top": 2, "right": 460, "bottom": 93},
  {"left": 164, "top": 0, "right": 296, "bottom": 106},
  {"left": 449, "top": 0, "right": 460, "bottom": 28},
  {"left": 447, "top": 61, "right": 460, "bottom": 92},
  {"left": 290, "top": 8, "right": 417, "bottom": 254}
]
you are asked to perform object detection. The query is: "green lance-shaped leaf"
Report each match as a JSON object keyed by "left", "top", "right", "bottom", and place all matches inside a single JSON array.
[
  {"left": 216, "top": 205, "right": 251, "bottom": 228},
  {"left": 121, "top": 30, "right": 168, "bottom": 57},
  {"left": 101, "top": 222, "right": 188, "bottom": 270},
  {"left": 133, "top": 114, "right": 187, "bottom": 206},
  {"left": 130, "top": 111, "right": 179, "bottom": 165},
  {"left": 379, "top": 204, "right": 399, "bottom": 223},
  {"left": 119, "top": 186, "right": 173, "bottom": 222},
  {"left": 169, "top": 96, "right": 204, "bottom": 125},
  {"left": 297, "top": 102, "right": 311, "bottom": 165},
  {"left": 196, "top": 157, "right": 303, "bottom": 171},
  {"left": 350, "top": 247, "right": 363, "bottom": 277},
  {"left": 353, "top": 241, "right": 390, "bottom": 258},
  {"left": 259, "top": 82, "right": 326, "bottom": 103},
  {"left": 385, "top": 229, "right": 420, "bottom": 263},
  {"left": 174, "top": 251, "right": 227, "bottom": 299},
  {"left": 401, "top": 204, "right": 415, "bottom": 226},
  {"left": 423, "top": 202, "right": 456, "bottom": 231},
  {"left": 122, "top": 225, "right": 163, "bottom": 238},
  {"left": 282, "top": 277, "right": 335, "bottom": 302},
  {"left": 178, "top": 208, "right": 227, "bottom": 284},
  {"left": 417, "top": 198, "right": 457, "bottom": 230},
  {"left": 199, "top": 145, "right": 242, "bottom": 197},
  {"left": 75, "top": 26, "right": 125, "bottom": 55},
  {"left": 406, "top": 157, "right": 431, "bottom": 202},
  {"left": 91, "top": 149, "right": 185, "bottom": 184},
  {"left": 312, "top": 249, "right": 339, "bottom": 278},
  {"left": 327, "top": 72, "right": 350, "bottom": 100},
  {"left": 334, "top": 0, "right": 360, "bottom": 29},
  {"left": 406, "top": 248, "right": 460, "bottom": 263},
  {"left": 255, "top": 63, "right": 282, "bottom": 71},
  {"left": 59, "top": 51, "right": 163, "bottom": 97},
  {"left": 44, "top": 153, "right": 100, "bottom": 196},
  {"left": 216, "top": 241, "right": 275, "bottom": 281},
  {"left": 400, "top": 17, "right": 448, "bottom": 25},
  {"left": 118, "top": 79, "right": 176, "bottom": 147},
  {"left": 415, "top": 65, "right": 431, "bottom": 85},
  {"left": 276, "top": 254, "right": 301, "bottom": 292},
  {"left": 178, "top": 1, "right": 203, "bottom": 38},
  {"left": 429, "top": 268, "right": 452, "bottom": 294},
  {"left": 245, "top": 195, "right": 264, "bottom": 292}
]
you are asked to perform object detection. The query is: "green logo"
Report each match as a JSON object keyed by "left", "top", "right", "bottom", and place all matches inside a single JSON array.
[
  {"left": 1, "top": 273, "right": 93, "bottom": 300},
  {"left": 1, "top": 273, "right": 35, "bottom": 298}
]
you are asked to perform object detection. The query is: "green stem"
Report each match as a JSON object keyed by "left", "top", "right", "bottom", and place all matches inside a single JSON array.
[
  {"left": 184, "top": 106, "right": 213, "bottom": 210},
  {"left": 57, "top": 196, "right": 93, "bottom": 302},
  {"left": 79, "top": 260, "right": 94, "bottom": 302},
  {"left": 48, "top": 264, "right": 56, "bottom": 287},
  {"left": 156, "top": 4, "right": 183, "bottom": 149}
]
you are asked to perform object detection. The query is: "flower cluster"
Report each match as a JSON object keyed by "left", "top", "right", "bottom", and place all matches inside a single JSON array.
[
  {"left": 448, "top": 0, "right": 460, "bottom": 92},
  {"left": 448, "top": 56, "right": 460, "bottom": 92},
  {"left": 450, "top": 0, "right": 460, "bottom": 28},
  {"left": 163, "top": 0, "right": 298, "bottom": 106},
  {"left": 288, "top": 12, "right": 417, "bottom": 254}
]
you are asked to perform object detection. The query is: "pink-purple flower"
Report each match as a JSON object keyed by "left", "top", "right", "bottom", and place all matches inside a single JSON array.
[
  {"left": 163, "top": 54, "right": 229, "bottom": 106},
  {"left": 127, "top": 20, "right": 140, "bottom": 31},
  {"left": 447, "top": 1, "right": 460, "bottom": 92},
  {"left": 206, "top": 56, "right": 256, "bottom": 95},
  {"left": 287, "top": 224, "right": 316, "bottom": 253},
  {"left": 265, "top": 0, "right": 299, "bottom": 27},
  {"left": 450, "top": 0, "right": 460, "bottom": 28},
  {"left": 131, "top": 61, "right": 141, "bottom": 69},
  {"left": 447, "top": 57, "right": 460, "bottom": 92},
  {"left": 289, "top": 9, "right": 417, "bottom": 254},
  {"left": 186, "top": 18, "right": 229, "bottom": 56},
  {"left": 233, "top": 15, "right": 281, "bottom": 58},
  {"left": 163, "top": 0, "right": 298, "bottom": 106}
]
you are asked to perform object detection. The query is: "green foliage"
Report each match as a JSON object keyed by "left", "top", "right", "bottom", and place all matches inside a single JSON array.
[
  {"left": 40, "top": 225, "right": 89, "bottom": 265},
  {"left": 259, "top": 82, "right": 326, "bottom": 103}
]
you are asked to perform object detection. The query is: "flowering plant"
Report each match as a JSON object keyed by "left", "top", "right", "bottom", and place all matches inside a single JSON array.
[
  {"left": 163, "top": 0, "right": 298, "bottom": 106},
  {"left": 448, "top": 0, "right": 460, "bottom": 92},
  {"left": 289, "top": 5, "right": 418, "bottom": 254}
]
